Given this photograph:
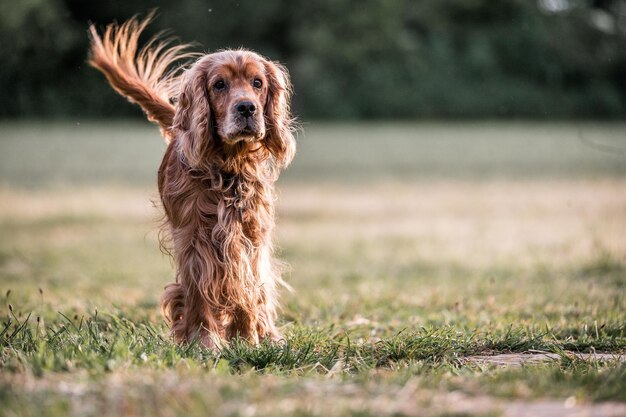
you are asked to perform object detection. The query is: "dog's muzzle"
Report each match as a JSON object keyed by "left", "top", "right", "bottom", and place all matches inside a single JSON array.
[{"left": 223, "top": 101, "right": 265, "bottom": 143}]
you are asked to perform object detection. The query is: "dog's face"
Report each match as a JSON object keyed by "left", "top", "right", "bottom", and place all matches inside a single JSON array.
[
  {"left": 173, "top": 50, "right": 296, "bottom": 169},
  {"left": 207, "top": 56, "right": 268, "bottom": 144}
]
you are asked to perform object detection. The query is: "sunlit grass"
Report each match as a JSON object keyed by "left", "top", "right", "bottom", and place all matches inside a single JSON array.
[{"left": 0, "top": 121, "right": 625, "bottom": 416}]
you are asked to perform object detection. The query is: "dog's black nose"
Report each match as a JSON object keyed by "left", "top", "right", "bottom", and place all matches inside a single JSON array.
[{"left": 236, "top": 101, "right": 256, "bottom": 117}]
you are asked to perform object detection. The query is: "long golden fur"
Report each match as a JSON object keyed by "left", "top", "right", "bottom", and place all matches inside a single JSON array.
[{"left": 88, "top": 15, "right": 296, "bottom": 347}]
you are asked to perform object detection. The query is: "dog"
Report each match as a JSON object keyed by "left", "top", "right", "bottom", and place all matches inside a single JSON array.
[{"left": 88, "top": 15, "right": 296, "bottom": 347}]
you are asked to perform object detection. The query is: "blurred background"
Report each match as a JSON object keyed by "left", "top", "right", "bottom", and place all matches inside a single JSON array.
[
  {"left": 2, "top": 0, "right": 626, "bottom": 120},
  {"left": 0, "top": 1, "right": 624, "bottom": 314}
]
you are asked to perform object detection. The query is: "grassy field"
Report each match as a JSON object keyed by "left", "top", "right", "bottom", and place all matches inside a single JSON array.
[{"left": 0, "top": 121, "right": 625, "bottom": 416}]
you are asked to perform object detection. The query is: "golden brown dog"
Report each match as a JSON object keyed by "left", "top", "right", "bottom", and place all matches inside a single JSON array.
[{"left": 89, "top": 15, "right": 295, "bottom": 347}]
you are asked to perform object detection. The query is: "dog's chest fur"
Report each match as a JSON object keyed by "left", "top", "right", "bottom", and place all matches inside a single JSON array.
[{"left": 158, "top": 143, "right": 273, "bottom": 250}]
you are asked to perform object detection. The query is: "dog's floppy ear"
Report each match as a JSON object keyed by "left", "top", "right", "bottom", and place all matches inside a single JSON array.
[
  {"left": 172, "top": 64, "right": 212, "bottom": 168},
  {"left": 263, "top": 59, "right": 296, "bottom": 169}
]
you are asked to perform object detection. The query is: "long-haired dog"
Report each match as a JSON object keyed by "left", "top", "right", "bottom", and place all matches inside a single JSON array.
[{"left": 88, "top": 15, "right": 295, "bottom": 347}]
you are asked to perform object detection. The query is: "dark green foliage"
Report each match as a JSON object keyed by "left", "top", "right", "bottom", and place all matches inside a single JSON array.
[{"left": 1, "top": 0, "right": 625, "bottom": 119}]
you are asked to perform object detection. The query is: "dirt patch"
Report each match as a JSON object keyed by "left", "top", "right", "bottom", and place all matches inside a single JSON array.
[
  {"left": 464, "top": 351, "right": 626, "bottom": 367},
  {"left": 434, "top": 391, "right": 626, "bottom": 417}
]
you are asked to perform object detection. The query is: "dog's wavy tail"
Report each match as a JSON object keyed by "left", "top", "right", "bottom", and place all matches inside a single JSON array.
[{"left": 88, "top": 12, "right": 197, "bottom": 141}]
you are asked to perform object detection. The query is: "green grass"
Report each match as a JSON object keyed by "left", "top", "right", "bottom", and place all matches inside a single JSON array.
[
  {"left": 1, "top": 121, "right": 625, "bottom": 416},
  {"left": 1, "top": 120, "right": 626, "bottom": 187}
]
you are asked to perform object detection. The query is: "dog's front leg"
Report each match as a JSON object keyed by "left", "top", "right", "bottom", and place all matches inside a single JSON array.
[
  {"left": 256, "top": 286, "right": 281, "bottom": 342},
  {"left": 226, "top": 307, "right": 260, "bottom": 344}
]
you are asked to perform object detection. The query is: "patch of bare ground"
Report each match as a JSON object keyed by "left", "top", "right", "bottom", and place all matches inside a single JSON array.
[
  {"left": 426, "top": 391, "right": 626, "bottom": 417},
  {"left": 465, "top": 351, "right": 626, "bottom": 367}
]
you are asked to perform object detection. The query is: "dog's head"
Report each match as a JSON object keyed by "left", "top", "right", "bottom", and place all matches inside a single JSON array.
[{"left": 172, "top": 50, "right": 295, "bottom": 169}]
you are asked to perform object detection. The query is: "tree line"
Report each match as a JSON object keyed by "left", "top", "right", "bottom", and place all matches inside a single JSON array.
[{"left": 1, "top": 0, "right": 625, "bottom": 119}]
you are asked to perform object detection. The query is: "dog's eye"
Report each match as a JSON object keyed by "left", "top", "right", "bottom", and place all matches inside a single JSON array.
[
  {"left": 214, "top": 80, "right": 226, "bottom": 91},
  {"left": 252, "top": 79, "right": 262, "bottom": 89}
]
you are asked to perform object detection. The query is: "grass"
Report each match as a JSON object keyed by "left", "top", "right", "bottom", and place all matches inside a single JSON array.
[{"left": 0, "top": 121, "right": 625, "bottom": 416}]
